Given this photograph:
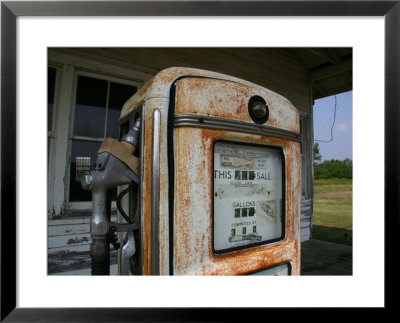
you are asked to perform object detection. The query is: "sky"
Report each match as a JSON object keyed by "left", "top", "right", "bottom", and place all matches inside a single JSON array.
[{"left": 313, "top": 90, "right": 353, "bottom": 162}]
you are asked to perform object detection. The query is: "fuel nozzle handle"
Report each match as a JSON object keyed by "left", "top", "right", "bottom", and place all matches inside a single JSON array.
[{"left": 121, "top": 118, "right": 141, "bottom": 151}]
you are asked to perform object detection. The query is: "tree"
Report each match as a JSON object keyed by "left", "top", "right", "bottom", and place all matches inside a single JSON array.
[
  {"left": 314, "top": 159, "right": 352, "bottom": 179},
  {"left": 313, "top": 143, "right": 322, "bottom": 164}
]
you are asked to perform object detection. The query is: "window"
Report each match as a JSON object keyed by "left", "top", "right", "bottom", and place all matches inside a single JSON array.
[
  {"left": 69, "top": 74, "right": 137, "bottom": 202},
  {"left": 213, "top": 141, "right": 285, "bottom": 253}
]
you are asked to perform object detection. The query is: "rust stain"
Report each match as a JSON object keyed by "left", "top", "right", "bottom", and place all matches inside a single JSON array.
[
  {"left": 141, "top": 105, "right": 153, "bottom": 275},
  {"left": 158, "top": 116, "right": 169, "bottom": 275},
  {"left": 175, "top": 78, "right": 299, "bottom": 133}
]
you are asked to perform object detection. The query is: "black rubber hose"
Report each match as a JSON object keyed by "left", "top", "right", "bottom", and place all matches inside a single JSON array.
[
  {"left": 91, "top": 258, "right": 110, "bottom": 275},
  {"left": 90, "top": 237, "right": 110, "bottom": 275},
  {"left": 116, "top": 186, "right": 131, "bottom": 223}
]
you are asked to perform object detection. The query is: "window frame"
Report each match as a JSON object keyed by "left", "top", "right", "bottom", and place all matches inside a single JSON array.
[{"left": 47, "top": 63, "right": 62, "bottom": 217}]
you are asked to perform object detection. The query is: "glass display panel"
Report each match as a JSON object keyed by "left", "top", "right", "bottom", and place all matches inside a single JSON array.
[
  {"left": 250, "top": 262, "right": 291, "bottom": 276},
  {"left": 213, "top": 141, "right": 285, "bottom": 253}
]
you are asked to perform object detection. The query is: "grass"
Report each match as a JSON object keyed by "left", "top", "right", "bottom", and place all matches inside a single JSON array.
[{"left": 312, "top": 178, "right": 352, "bottom": 246}]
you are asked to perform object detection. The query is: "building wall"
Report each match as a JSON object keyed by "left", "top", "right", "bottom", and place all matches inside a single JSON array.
[{"left": 48, "top": 49, "right": 314, "bottom": 273}]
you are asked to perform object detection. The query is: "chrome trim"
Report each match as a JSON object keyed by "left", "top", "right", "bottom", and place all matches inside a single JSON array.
[
  {"left": 121, "top": 231, "right": 136, "bottom": 275},
  {"left": 174, "top": 114, "right": 302, "bottom": 142},
  {"left": 151, "top": 109, "right": 161, "bottom": 275}
]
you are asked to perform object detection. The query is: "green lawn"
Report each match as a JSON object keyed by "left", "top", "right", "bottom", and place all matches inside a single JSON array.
[{"left": 312, "top": 178, "right": 352, "bottom": 246}]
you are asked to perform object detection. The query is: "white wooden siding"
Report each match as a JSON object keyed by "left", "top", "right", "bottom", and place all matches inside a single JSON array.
[
  {"left": 301, "top": 196, "right": 313, "bottom": 242},
  {"left": 48, "top": 215, "right": 117, "bottom": 274}
]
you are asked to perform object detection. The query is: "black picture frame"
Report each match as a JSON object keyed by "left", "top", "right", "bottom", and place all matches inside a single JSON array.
[{"left": 1, "top": 1, "right": 398, "bottom": 321}]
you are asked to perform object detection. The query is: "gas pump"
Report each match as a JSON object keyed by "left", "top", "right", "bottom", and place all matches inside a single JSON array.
[{"left": 82, "top": 67, "right": 302, "bottom": 275}]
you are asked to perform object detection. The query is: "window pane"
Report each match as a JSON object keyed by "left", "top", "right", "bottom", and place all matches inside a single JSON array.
[
  {"left": 48, "top": 67, "right": 56, "bottom": 132},
  {"left": 106, "top": 82, "right": 136, "bottom": 139},
  {"left": 69, "top": 140, "right": 100, "bottom": 202},
  {"left": 74, "top": 76, "right": 108, "bottom": 138},
  {"left": 69, "top": 139, "right": 117, "bottom": 202}
]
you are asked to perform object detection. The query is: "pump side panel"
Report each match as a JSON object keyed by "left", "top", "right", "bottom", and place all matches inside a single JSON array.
[{"left": 140, "top": 98, "right": 170, "bottom": 275}]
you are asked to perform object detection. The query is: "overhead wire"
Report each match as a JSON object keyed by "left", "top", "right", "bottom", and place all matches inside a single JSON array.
[
  {"left": 314, "top": 94, "right": 340, "bottom": 143},
  {"left": 316, "top": 92, "right": 350, "bottom": 137}
]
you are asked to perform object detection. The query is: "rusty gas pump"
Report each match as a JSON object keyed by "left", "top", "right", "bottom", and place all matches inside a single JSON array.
[{"left": 82, "top": 67, "right": 302, "bottom": 275}]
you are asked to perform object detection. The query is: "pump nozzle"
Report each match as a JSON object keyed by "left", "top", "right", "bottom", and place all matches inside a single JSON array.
[
  {"left": 122, "top": 118, "right": 141, "bottom": 148},
  {"left": 81, "top": 119, "right": 141, "bottom": 275}
]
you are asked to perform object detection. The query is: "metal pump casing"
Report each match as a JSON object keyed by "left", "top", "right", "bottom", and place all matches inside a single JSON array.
[{"left": 118, "top": 67, "right": 301, "bottom": 275}]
